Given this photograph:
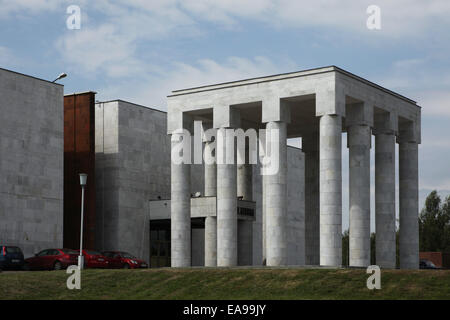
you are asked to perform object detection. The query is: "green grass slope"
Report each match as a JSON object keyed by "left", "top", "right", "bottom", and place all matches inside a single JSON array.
[{"left": 1, "top": 268, "right": 449, "bottom": 300}]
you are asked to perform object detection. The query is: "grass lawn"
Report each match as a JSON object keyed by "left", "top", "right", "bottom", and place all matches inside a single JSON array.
[{"left": 1, "top": 267, "right": 449, "bottom": 300}]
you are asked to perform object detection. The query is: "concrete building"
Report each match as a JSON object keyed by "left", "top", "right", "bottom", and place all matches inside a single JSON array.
[
  {"left": 94, "top": 100, "right": 205, "bottom": 263},
  {"left": 95, "top": 99, "right": 305, "bottom": 266},
  {"left": 167, "top": 66, "right": 421, "bottom": 269},
  {"left": 0, "top": 68, "right": 64, "bottom": 258}
]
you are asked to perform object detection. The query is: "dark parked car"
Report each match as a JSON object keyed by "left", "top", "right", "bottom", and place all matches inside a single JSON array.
[
  {"left": 102, "top": 251, "right": 148, "bottom": 269},
  {"left": 75, "top": 249, "right": 109, "bottom": 269},
  {"left": 420, "top": 259, "right": 439, "bottom": 269},
  {"left": 0, "top": 246, "right": 25, "bottom": 270},
  {"left": 24, "top": 249, "right": 78, "bottom": 271}
]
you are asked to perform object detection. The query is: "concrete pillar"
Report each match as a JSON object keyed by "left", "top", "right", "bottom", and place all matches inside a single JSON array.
[
  {"left": 170, "top": 132, "right": 191, "bottom": 267},
  {"left": 303, "top": 132, "right": 320, "bottom": 265},
  {"left": 265, "top": 121, "right": 288, "bottom": 266},
  {"left": 217, "top": 127, "right": 237, "bottom": 267},
  {"left": 262, "top": 169, "right": 267, "bottom": 264},
  {"left": 204, "top": 140, "right": 217, "bottom": 197},
  {"left": 204, "top": 216, "right": 217, "bottom": 266},
  {"left": 237, "top": 145, "right": 253, "bottom": 266},
  {"left": 375, "top": 132, "right": 396, "bottom": 268},
  {"left": 204, "top": 136, "right": 217, "bottom": 267},
  {"left": 347, "top": 124, "right": 371, "bottom": 267},
  {"left": 399, "top": 141, "right": 419, "bottom": 269},
  {"left": 237, "top": 164, "right": 252, "bottom": 200},
  {"left": 319, "top": 114, "right": 342, "bottom": 267}
]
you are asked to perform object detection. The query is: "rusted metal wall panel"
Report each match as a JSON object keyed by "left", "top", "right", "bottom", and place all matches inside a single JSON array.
[{"left": 64, "top": 92, "right": 96, "bottom": 250}]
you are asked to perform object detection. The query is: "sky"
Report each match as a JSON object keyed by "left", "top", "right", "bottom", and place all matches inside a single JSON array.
[{"left": 1, "top": 0, "right": 450, "bottom": 231}]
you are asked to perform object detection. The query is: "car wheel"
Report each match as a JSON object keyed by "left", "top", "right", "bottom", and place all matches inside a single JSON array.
[
  {"left": 123, "top": 264, "right": 130, "bottom": 269},
  {"left": 53, "top": 261, "right": 62, "bottom": 271}
]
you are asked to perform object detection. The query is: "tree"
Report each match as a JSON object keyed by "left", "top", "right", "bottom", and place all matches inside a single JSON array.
[
  {"left": 419, "top": 190, "right": 450, "bottom": 252},
  {"left": 342, "top": 230, "right": 349, "bottom": 266},
  {"left": 370, "top": 233, "right": 376, "bottom": 265},
  {"left": 342, "top": 231, "right": 377, "bottom": 266}
]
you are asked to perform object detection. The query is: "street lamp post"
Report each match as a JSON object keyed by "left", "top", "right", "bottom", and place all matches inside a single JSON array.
[{"left": 78, "top": 173, "right": 88, "bottom": 270}]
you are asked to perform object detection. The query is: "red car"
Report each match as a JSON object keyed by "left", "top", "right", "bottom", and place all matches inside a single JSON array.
[
  {"left": 75, "top": 249, "right": 109, "bottom": 269},
  {"left": 102, "top": 251, "right": 148, "bottom": 269},
  {"left": 24, "top": 248, "right": 78, "bottom": 271}
]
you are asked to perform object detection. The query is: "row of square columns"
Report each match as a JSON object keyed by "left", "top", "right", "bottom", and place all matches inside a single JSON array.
[{"left": 170, "top": 99, "right": 419, "bottom": 268}]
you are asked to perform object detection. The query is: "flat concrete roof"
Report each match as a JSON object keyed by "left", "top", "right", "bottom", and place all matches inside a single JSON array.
[
  {"left": 96, "top": 99, "right": 167, "bottom": 114},
  {"left": 0, "top": 67, "right": 64, "bottom": 87},
  {"left": 168, "top": 65, "right": 417, "bottom": 105}
]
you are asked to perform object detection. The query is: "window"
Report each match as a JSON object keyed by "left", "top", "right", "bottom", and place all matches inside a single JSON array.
[
  {"left": 86, "top": 250, "right": 101, "bottom": 255},
  {"left": 38, "top": 250, "right": 49, "bottom": 257},
  {"left": 62, "top": 249, "right": 78, "bottom": 255},
  {"left": 6, "top": 247, "right": 22, "bottom": 254}
]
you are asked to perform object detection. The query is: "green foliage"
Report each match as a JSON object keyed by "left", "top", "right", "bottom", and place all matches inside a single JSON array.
[
  {"left": 419, "top": 190, "right": 450, "bottom": 252},
  {"left": 342, "top": 230, "right": 349, "bottom": 266},
  {"left": 370, "top": 233, "right": 376, "bottom": 265},
  {"left": 342, "top": 231, "right": 379, "bottom": 266}
]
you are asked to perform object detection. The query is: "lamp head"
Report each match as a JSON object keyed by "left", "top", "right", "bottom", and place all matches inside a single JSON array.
[
  {"left": 52, "top": 73, "right": 67, "bottom": 82},
  {"left": 79, "top": 173, "right": 88, "bottom": 186}
]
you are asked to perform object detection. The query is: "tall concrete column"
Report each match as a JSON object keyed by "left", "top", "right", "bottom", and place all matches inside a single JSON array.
[
  {"left": 347, "top": 124, "right": 371, "bottom": 267},
  {"left": 262, "top": 166, "right": 267, "bottom": 264},
  {"left": 319, "top": 114, "right": 342, "bottom": 267},
  {"left": 265, "top": 121, "right": 288, "bottom": 266},
  {"left": 237, "top": 145, "right": 253, "bottom": 266},
  {"left": 399, "top": 140, "right": 419, "bottom": 269},
  {"left": 204, "top": 216, "right": 217, "bottom": 267},
  {"left": 375, "top": 132, "right": 396, "bottom": 268},
  {"left": 204, "top": 136, "right": 217, "bottom": 267},
  {"left": 303, "top": 132, "right": 320, "bottom": 265},
  {"left": 217, "top": 127, "right": 238, "bottom": 267},
  {"left": 170, "top": 132, "right": 191, "bottom": 267},
  {"left": 204, "top": 139, "right": 217, "bottom": 197}
]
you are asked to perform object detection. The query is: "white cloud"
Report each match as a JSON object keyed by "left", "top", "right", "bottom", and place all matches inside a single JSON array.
[
  {"left": 56, "top": 24, "right": 144, "bottom": 77},
  {"left": 96, "top": 56, "right": 292, "bottom": 109},
  {"left": 4, "top": 0, "right": 450, "bottom": 37},
  {"left": 0, "top": 0, "right": 61, "bottom": 17},
  {"left": 179, "top": 0, "right": 450, "bottom": 37},
  {"left": 52, "top": 0, "right": 450, "bottom": 79},
  {"left": 0, "top": 46, "right": 20, "bottom": 69},
  {"left": 418, "top": 91, "right": 450, "bottom": 117}
]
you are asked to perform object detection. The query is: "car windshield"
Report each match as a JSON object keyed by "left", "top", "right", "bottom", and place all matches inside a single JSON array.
[
  {"left": 62, "top": 249, "right": 78, "bottom": 255},
  {"left": 6, "top": 247, "right": 22, "bottom": 254},
  {"left": 86, "top": 250, "right": 101, "bottom": 255},
  {"left": 121, "top": 252, "right": 136, "bottom": 259}
]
